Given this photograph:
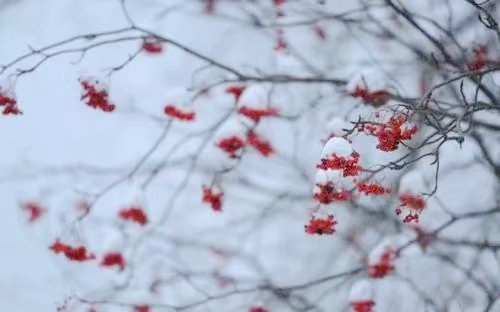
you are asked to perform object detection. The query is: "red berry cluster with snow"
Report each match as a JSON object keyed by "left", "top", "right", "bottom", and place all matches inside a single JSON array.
[{"left": 80, "top": 78, "right": 116, "bottom": 112}]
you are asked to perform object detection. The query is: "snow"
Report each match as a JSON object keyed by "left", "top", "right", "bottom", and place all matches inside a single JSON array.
[
  {"left": 324, "top": 117, "right": 348, "bottom": 138},
  {"left": 349, "top": 279, "right": 373, "bottom": 301},
  {"left": 367, "top": 239, "right": 396, "bottom": 264},
  {"left": 398, "top": 170, "right": 426, "bottom": 195},
  {"left": 320, "top": 137, "right": 353, "bottom": 158},
  {"left": 237, "top": 84, "right": 269, "bottom": 109}
]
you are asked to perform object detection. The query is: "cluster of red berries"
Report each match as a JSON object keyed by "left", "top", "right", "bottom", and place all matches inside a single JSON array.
[
  {"left": 274, "top": 29, "right": 288, "bottom": 51},
  {"left": 368, "top": 248, "right": 397, "bottom": 278},
  {"left": 217, "top": 135, "right": 246, "bottom": 158},
  {"left": 225, "top": 85, "right": 246, "bottom": 101},
  {"left": 351, "top": 299, "right": 375, "bottom": 312},
  {"left": 466, "top": 45, "right": 487, "bottom": 71},
  {"left": 273, "top": 0, "right": 286, "bottom": 17},
  {"left": 119, "top": 206, "right": 148, "bottom": 225},
  {"left": 396, "top": 192, "right": 426, "bottom": 224},
  {"left": 402, "top": 213, "right": 419, "bottom": 223},
  {"left": 217, "top": 131, "right": 274, "bottom": 159},
  {"left": 358, "top": 115, "right": 417, "bottom": 152},
  {"left": 202, "top": 185, "right": 224, "bottom": 212},
  {"left": 134, "top": 305, "right": 151, "bottom": 312},
  {"left": 80, "top": 79, "right": 116, "bottom": 112},
  {"left": 164, "top": 104, "right": 195, "bottom": 121},
  {"left": 100, "top": 252, "right": 126, "bottom": 271},
  {"left": 0, "top": 91, "right": 21, "bottom": 115},
  {"left": 304, "top": 215, "right": 337, "bottom": 235},
  {"left": 247, "top": 131, "right": 274, "bottom": 156},
  {"left": 249, "top": 307, "right": 270, "bottom": 312},
  {"left": 314, "top": 182, "right": 351, "bottom": 204},
  {"left": 356, "top": 182, "right": 390, "bottom": 196},
  {"left": 142, "top": 36, "right": 164, "bottom": 54},
  {"left": 316, "top": 152, "right": 362, "bottom": 177},
  {"left": 351, "top": 85, "right": 390, "bottom": 107},
  {"left": 20, "top": 201, "right": 45, "bottom": 223},
  {"left": 238, "top": 106, "right": 278, "bottom": 123},
  {"left": 49, "top": 240, "right": 96, "bottom": 262}
]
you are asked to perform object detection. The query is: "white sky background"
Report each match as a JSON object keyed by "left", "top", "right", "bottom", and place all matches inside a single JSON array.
[{"left": 0, "top": 0, "right": 499, "bottom": 311}]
